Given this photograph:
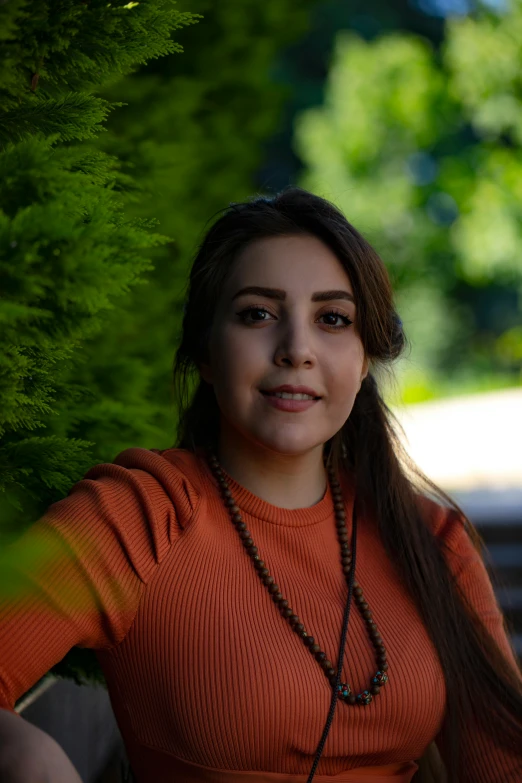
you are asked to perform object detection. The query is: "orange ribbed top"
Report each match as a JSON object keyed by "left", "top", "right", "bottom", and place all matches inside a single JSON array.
[{"left": 0, "top": 447, "right": 521, "bottom": 782}]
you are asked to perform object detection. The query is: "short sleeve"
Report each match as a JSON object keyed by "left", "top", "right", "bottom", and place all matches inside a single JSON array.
[
  {"left": 0, "top": 455, "right": 188, "bottom": 712},
  {"left": 433, "top": 506, "right": 522, "bottom": 782}
]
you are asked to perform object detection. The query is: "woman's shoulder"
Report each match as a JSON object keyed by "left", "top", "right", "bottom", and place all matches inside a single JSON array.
[
  {"left": 97, "top": 446, "right": 206, "bottom": 524},
  {"left": 414, "top": 490, "right": 467, "bottom": 542}
]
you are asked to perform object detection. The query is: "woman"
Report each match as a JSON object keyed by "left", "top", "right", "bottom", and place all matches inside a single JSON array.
[{"left": 0, "top": 187, "right": 521, "bottom": 783}]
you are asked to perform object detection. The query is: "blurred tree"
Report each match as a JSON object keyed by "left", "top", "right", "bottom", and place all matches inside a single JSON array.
[
  {"left": 255, "top": 0, "right": 447, "bottom": 192},
  {"left": 294, "top": 1, "right": 522, "bottom": 402}
]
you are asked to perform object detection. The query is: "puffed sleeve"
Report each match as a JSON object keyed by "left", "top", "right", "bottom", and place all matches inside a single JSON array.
[
  {"left": 0, "top": 449, "right": 197, "bottom": 713},
  {"left": 432, "top": 505, "right": 522, "bottom": 782}
]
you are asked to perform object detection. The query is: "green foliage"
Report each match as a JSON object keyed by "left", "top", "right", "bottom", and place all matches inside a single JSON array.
[
  {"left": 0, "top": 135, "right": 170, "bottom": 531},
  {"left": 0, "top": 0, "right": 196, "bottom": 111},
  {"left": 295, "top": 2, "right": 522, "bottom": 402},
  {"left": 0, "top": 0, "right": 200, "bottom": 506}
]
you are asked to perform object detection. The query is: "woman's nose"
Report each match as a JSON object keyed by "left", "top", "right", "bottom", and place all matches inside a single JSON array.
[{"left": 273, "top": 321, "right": 316, "bottom": 368}]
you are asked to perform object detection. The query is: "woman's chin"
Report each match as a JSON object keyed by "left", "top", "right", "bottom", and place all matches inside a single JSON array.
[{"left": 251, "top": 432, "right": 325, "bottom": 459}]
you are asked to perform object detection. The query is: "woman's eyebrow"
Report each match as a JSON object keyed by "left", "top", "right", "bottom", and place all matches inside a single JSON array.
[{"left": 231, "top": 286, "right": 355, "bottom": 304}]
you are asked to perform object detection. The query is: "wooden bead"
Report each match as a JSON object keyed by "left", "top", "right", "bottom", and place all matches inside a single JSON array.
[
  {"left": 239, "top": 529, "right": 251, "bottom": 539},
  {"left": 371, "top": 686, "right": 380, "bottom": 696},
  {"left": 268, "top": 583, "right": 279, "bottom": 594},
  {"left": 315, "top": 651, "right": 327, "bottom": 663},
  {"left": 310, "top": 643, "right": 321, "bottom": 654},
  {"left": 282, "top": 607, "right": 293, "bottom": 618},
  {"left": 243, "top": 538, "right": 254, "bottom": 548},
  {"left": 303, "top": 635, "right": 315, "bottom": 647},
  {"left": 246, "top": 545, "right": 258, "bottom": 556},
  {"left": 353, "top": 587, "right": 363, "bottom": 597},
  {"left": 236, "top": 521, "right": 247, "bottom": 531},
  {"left": 263, "top": 575, "right": 275, "bottom": 586},
  {"left": 279, "top": 599, "right": 289, "bottom": 609}
]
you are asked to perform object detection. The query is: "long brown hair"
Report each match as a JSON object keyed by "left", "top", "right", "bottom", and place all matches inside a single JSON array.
[{"left": 172, "top": 186, "right": 522, "bottom": 782}]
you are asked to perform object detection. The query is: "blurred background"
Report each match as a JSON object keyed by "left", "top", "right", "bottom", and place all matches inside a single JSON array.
[{"left": 1, "top": 0, "right": 520, "bottom": 779}]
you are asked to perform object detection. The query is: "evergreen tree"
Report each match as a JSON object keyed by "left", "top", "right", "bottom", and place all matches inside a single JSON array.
[{"left": 0, "top": 0, "right": 199, "bottom": 527}]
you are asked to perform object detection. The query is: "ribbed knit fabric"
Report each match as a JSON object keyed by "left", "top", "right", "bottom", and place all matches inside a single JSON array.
[{"left": 0, "top": 447, "right": 521, "bottom": 782}]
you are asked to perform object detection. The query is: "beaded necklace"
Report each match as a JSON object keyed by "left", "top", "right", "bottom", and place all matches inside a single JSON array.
[{"left": 207, "top": 453, "right": 389, "bottom": 706}]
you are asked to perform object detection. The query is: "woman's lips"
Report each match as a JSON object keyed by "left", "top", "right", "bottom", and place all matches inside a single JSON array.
[{"left": 260, "top": 390, "right": 320, "bottom": 412}]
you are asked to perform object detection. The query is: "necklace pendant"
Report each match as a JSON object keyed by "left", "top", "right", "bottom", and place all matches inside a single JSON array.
[
  {"left": 372, "top": 671, "right": 389, "bottom": 687},
  {"left": 336, "top": 682, "right": 352, "bottom": 700},
  {"left": 356, "top": 690, "right": 373, "bottom": 706}
]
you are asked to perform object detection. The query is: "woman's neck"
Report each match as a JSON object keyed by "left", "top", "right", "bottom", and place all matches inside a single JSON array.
[{"left": 214, "top": 434, "right": 327, "bottom": 510}]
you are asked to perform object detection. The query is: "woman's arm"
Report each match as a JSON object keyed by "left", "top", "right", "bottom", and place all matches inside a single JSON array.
[
  {"left": 435, "top": 509, "right": 522, "bottom": 782},
  {"left": 0, "top": 462, "right": 176, "bottom": 714},
  {"left": 0, "top": 708, "right": 82, "bottom": 783}
]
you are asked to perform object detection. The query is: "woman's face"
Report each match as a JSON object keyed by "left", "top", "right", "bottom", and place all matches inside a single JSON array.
[{"left": 200, "top": 234, "right": 368, "bottom": 459}]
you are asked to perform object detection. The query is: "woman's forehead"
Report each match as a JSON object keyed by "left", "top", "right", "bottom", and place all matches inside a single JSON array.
[{"left": 226, "top": 234, "right": 354, "bottom": 296}]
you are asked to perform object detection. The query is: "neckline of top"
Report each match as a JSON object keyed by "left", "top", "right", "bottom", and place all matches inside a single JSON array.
[{"left": 196, "top": 450, "right": 355, "bottom": 528}]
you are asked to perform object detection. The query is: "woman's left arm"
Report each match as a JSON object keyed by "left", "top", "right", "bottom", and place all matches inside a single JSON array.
[{"left": 435, "top": 508, "right": 522, "bottom": 782}]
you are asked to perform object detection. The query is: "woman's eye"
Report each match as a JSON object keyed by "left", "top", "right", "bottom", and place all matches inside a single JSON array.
[
  {"left": 236, "top": 307, "right": 353, "bottom": 328},
  {"left": 236, "top": 306, "right": 273, "bottom": 323},
  {"left": 319, "top": 311, "right": 353, "bottom": 329}
]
